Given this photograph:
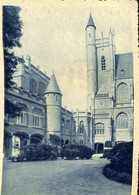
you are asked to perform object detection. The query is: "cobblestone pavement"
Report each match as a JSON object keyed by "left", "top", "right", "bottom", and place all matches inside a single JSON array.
[{"left": 2, "top": 155, "right": 131, "bottom": 195}]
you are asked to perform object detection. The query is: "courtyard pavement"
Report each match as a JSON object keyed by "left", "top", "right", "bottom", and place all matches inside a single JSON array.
[{"left": 2, "top": 154, "right": 131, "bottom": 195}]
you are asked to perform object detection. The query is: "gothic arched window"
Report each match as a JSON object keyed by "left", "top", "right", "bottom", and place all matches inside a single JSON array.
[
  {"left": 16, "top": 104, "right": 28, "bottom": 125},
  {"left": 66, "top": 120, "right": 70, "bottom": 130},
  {"left": 30, "top": 78, "right": 37, "bottom": 94},
  {"left": 33, "top": 108, "right": 43, "bottom": 128},
  {"left": 116, "top": 112, "right": 128, "bottom": 129},
  {"left": 95, "top": 123, "right": 104, "bottom": 134},
  {"left": 38, "top": 81, "right": 45, "bottom": 96},
  {"left": 117, "top": 83, "right": 128, "bottom": 101},
  {"left": 80, "top": 121, "right": 84, "bottom": 133},
  {"left": 101, "top": 56, "right": 106, "bottom": 70}
]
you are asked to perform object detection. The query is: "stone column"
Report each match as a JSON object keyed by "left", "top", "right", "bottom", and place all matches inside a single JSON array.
[
  {"left": 9, "top": 132, "right": 14, "bottom": 158},
  {"left": 7, "top": 133, "right": 13, "bottom": 159},
  {"left": 42, "top": 137, "right": 45, "bottom": 144},
  {"left": 27, "top": 134, "right": 31, "bottom": 145}
]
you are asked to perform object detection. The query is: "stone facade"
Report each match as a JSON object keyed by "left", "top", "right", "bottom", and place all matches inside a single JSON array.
[{"left": 4, "top": 14, "right": 134, "bottom": 157}]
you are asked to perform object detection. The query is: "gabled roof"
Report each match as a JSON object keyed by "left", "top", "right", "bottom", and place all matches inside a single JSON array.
[
  {"left": 115, "top": 53, "right": 133, "bottom": 79},
  {"left": 45, "top": 73, "right": 62, "bottom": 95},
  {"left": 86, "top": 14, "right": 96, "bottom": 29}
]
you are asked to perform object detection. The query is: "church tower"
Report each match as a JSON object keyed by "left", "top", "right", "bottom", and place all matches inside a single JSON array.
[
  {"left": 86, "top": 14, "right": 97, "bottom": 112},
  {"left": 44, "top": 73, "right": 62, "bottom": 140}
]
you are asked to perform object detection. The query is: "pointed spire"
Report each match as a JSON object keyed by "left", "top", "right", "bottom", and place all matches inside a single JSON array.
[
  {"left": 86, "top": 13, "right": 96, "bottom": 30},
  {"left": 109, "top": 28, "right": 113, "bottom": 45},
  {"left": 45, "top": 73, "right": 62, "bottom": 95},
  {"left": 109, "top": 27, "right": 112, "bottom": 34}
]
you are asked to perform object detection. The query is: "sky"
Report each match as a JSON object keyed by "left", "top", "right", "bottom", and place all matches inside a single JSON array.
[{"left": 14, "top": 1, "right": 135, "bottom": 111}]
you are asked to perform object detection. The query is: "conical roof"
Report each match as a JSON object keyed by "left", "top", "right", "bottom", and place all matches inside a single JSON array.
[
  {"left": 86, "top": 14, "right": 96, "bottom": 29},
  {"left": 45, "top": 73, "right": 62, "bottom": 95}
]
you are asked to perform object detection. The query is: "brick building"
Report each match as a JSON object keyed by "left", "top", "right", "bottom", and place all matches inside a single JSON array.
[{"left": 4, "top": 14, "right": 134, "bottom": 158}]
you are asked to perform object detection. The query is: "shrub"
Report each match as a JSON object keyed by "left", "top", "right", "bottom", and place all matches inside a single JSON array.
[
  {"left": 61, "top": 145, "right": 94, "bottom": 160},
  {"left": 64, "top": 148, "right": 74, "bottom": 160},
  {"left": 77, "top": 145, "right": 94, "bottom": 159},
  {"left": 72, "top": 148, "right": 80, "bottom": 159},
  {"left": 20, "top": 144, "right": 38, "bottom": 161},
  {"left": 107, "top": 142, "right": 133, "bottom": 174},
  {"left": 103, "top": 164, "right": 132, "bottom": 185},
  {"left": 49, "top": 134, "right": 60, "bottom": 146},
  {"left": 13, "top": 143, "right": 57, "bottom": 162},
  {"left": 40, "top": 144, "right": 56, "bottom": 160},
  {"left": 61, "top": 147, "right": 65, "bottom": 159},
  {"left": 103, "top": 141, "right": 133, "bottom": 185},
  {"left": 64, "top": 148, "right": 79, "bottom": 160},
  {"left": 49, "top": 151, "right": 57, "bottom": 160}
]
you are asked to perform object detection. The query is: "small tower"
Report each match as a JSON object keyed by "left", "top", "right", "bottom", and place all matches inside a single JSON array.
[
  {"left": 86, "top": 13, "right": 97, "bottom": 112},
  {"left": 44, "top": 73, "right": 62, "bottom": 140},
  {"left": 109, "top": 28, "right": 115, "bottom": 83},
  {"left": 26, "top": 55, "right": 31, "bottom": 74}
]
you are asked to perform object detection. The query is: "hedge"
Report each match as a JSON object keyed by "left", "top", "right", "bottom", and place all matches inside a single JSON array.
[
  {"left": 103, "top": 141, "right": 133, "bottom": 184},
  {"left": 61, "top": 145, "right": 94, "bottom": 160},
  {"left": 107, "top": 142, "right": 133, "bottom": 174},
  {"left": 12, "top": 143, "right": 57, "bottom": 162},
  {"left": 103, "top": 164, "right": 132, "bottom": 185}
]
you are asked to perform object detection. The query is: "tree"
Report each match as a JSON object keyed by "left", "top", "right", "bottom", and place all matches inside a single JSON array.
[
  {"left": 49, "top": 134, "right": 60, "bottom": 146},
  {"left": 3, "top": 6, "right": 23, "bottom": 118}
]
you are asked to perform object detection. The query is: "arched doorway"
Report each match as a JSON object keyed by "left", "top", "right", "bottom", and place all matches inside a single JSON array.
[
  {"left": 95, "top": 143, "right": 104, "bottom": 153},
  {"left": 31, "top": 134, "right": 43, "bottom": 145},
  {"left": 14, "top": 132, "right": 29, "bottom": 148}
]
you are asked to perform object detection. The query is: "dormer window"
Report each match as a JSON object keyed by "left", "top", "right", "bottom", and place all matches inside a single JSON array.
[{"left": 101, "top": 56, "right": 106, "bottom": 70}]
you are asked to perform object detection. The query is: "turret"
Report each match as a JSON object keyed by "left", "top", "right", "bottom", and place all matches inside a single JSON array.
[
  {"left": 44, "top": 73, "right": 62, "bottom": 140},
  {"left": 86, "top": 14, "right": 97, "bottom": 111},
  {"left": 26, "top": 55, "right": 31, "bottom": 74},
  {"left": 109, "top": 28, "right": 113, "bottom": 45},
  {"left": 109, "top": 28, "right": 115, "bottom": 83}
]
